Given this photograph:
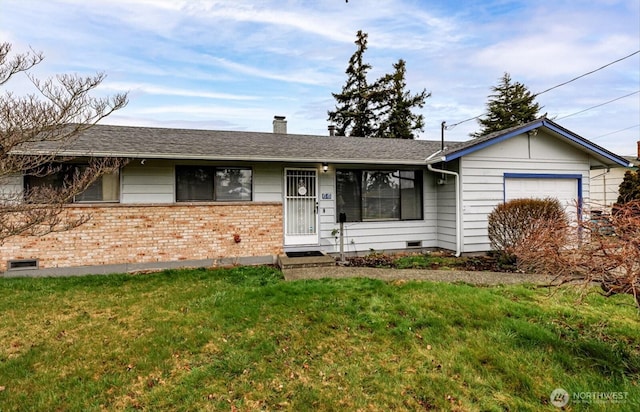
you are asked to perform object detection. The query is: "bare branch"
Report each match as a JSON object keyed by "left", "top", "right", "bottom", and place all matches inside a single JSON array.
[
  {"left": 0, "top": 43, "right": 44, "bottom": 86},
  {"left": 0, "top": 42, "right": 129, "bottom": 244},
  {"left": 514, "top": 201, "right": 640, "bottom": 310}
]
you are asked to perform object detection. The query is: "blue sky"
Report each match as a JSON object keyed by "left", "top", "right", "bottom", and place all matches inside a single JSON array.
[{"left": 2, "top": 0, "right": 639, "bottom": 155}]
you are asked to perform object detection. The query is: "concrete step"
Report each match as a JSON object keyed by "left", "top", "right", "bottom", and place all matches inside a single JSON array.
[{"left": 277, "top": 252, "right": 335, "bottom": 270}]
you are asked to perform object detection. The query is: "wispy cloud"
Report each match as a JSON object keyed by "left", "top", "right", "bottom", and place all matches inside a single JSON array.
[
  {"left": 1, "top": 0, "right": 638, "bottom": 155},
  {"left": 100, "top": 82, "right": 260, "bottom": 101},
  {"left": 200, "top": 55, "right": 338, "bottom": 86}
]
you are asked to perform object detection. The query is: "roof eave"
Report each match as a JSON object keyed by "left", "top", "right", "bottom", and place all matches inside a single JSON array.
[
  {"left": 11, "top": 150, "right": 428, "bottom": 166},
  {"left": 541, "top": 120, "right": 632, "bottom": 168},
  {"left": 441, "top": 119, "right": 631, "bottom": 167},
  {"left": 444, "top": 120, "right": 546, "bottom": 162}
]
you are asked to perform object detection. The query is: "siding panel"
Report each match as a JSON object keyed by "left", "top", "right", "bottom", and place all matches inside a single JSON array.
[
  {"left": 121, "top": 165, "right": 174, "bottom": 203},
  {"left": 0, "top": 174, "right": 23, "bottom": 202},
  {"left": 434, "top": 159, "right": 458, "bottom": 251},
  {"left": 253, "top": 164, "right": 283, "bottom": 202},
  {"left": 589, "top": 168, "right": 630, "bottom": 211}
]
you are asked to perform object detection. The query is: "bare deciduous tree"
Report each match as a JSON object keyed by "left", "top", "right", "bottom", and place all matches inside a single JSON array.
[
  {"left": 0, "top": 42, "right": 128, "bottom": 244},
  {"left": 514, "top": 201, "right": 640, "bottom": 309}
]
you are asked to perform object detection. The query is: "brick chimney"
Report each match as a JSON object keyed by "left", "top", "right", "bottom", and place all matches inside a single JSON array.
[
  {"left": 273, "top": 116, "right": 287, "bottom": 134},
  {"left": 328, "top": 125, "right": 336, "bottom": 136}
]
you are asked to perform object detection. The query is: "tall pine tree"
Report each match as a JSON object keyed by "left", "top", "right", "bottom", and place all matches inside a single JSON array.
[
  {"left": 471, "top": 72, "right": 541, "bottom": 138},
  {"left": 327, "top": 30, "right": 376, "bottom": 137},
  {"left": 617, "top": 170, "right": 640, "bottom": 204},
  {"left": 373, "top": 59, "right": 430, "bottom": 139}
]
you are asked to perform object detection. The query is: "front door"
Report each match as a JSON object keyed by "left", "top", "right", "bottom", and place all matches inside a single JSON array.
[{"left": 284, "top": 168, "right": 318, "bottom": 245}]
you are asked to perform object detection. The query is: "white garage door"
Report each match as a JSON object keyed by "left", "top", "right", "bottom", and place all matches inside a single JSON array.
[{"left": 505, "top": 176, "right": 580, "bottom": 219}]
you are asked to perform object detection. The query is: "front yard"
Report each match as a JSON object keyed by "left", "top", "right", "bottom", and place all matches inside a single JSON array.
[{"left": 0, "top": 266, "right": 638, "bottom": 411}]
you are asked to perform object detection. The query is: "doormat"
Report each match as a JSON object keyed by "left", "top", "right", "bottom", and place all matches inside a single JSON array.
[{"left": 286, "top": 251, "right": 324, "bottom": 258}]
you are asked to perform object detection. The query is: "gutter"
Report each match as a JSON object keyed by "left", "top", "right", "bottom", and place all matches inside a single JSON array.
[
  {"left": 11, "top": 150, "right": 430, "bottom": 166},
  {"left": 426, "top": 149, "right": 462, "bottom": 257}
]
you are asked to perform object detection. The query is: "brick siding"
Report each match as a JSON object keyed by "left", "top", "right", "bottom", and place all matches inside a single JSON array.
[{"left": 0, "top": 202, "right": 283, "bottom": 271}]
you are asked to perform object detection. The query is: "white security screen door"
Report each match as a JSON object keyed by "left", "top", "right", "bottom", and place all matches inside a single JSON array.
[{"left": 284, "top": 169, "right": 318, "bottom": 245}]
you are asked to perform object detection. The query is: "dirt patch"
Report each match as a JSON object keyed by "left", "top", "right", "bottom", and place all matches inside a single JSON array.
[
  {"left": 283, "top": 266, "right": 556, "bottom": 285},
  {"left": 345, "top": 252, "right": 516, "bottom": 272}
]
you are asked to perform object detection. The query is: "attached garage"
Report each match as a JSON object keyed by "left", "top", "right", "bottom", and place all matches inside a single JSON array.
[
  {"left": 504, "top": 173, "right": 582, "bottom": 218},
  {"left": 427, "top": 118, "right": 631, "bottom": 254}
]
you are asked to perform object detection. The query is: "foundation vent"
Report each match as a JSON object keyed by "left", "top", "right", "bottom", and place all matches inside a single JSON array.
[{"left": 7, "top": 259, "right": 39, "bottom": 271}]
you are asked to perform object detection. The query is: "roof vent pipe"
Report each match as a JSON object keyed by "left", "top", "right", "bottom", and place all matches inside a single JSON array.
[
  {"left": 328, "top": 125, "right": 336, "bottom": 136},
  {"left": 273, "top": 116, "right": 287, "bottom": 134}
]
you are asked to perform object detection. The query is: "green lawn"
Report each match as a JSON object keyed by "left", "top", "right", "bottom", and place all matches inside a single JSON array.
[{"left": 0, "top": 266, "right": 638, "bottom": 411}]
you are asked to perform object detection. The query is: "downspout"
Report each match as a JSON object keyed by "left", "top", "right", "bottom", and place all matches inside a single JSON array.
[{"left": 426, "top": 149, "right": 462, "bottom": 257}]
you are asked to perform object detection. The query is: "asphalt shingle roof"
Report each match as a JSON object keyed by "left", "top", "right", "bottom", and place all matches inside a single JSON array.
[
  {"left": 20, "top": 124, "right": 465, "bottom": 165},
  {"left": 15, "top": 117, "right": 629, "bottom": 167}
]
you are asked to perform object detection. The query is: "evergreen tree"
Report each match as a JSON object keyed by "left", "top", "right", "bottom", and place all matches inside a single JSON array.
[
  {"left": 471, "top": 72, "right": 541, "bottom": 138},
  {"left": 373, "top": 59, "right": 430, "bottom": 139},
  {"left": 617, "top": 169, "right": 640, "bottom": 204},
  {"left": 327, "top": 30, "right": 376, "bottom": 137}
]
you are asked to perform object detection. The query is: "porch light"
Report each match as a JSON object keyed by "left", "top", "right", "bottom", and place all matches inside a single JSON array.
[{"left": 322, "top": 162, "right": 329, "bottom": 172}]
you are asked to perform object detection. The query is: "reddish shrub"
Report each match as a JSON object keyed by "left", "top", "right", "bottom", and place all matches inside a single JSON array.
[{"left": 487, "top": 197, "right": 568, "bottom": 258}]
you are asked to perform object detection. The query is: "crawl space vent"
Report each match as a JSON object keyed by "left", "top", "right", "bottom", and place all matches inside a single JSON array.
[
  {"left": 286, "top": 251, "right": 324, "bottom": 258},
  {"left": 7, "top": 259, "right": 39, "bottom": 270}
]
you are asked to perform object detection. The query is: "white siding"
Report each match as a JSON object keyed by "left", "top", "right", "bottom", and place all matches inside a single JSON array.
[
  {"left": 323, "top": 220, "right": 437, "bottom": 254},
  {"left": 460, "top": 132, "right": 592, "bottom": 253},
  {"left": 589, "top": 167, "right": 631, "bottom": 211},
  {"left": 121, "top": 162, "right": 175, "bottom": 203},
  {"left": 433, "top": 160, "right": 458, "bottom": 251},
  {"left": 253, "top": 163, "right": 283, "bottom": 202},
  {"left": 0, "top": 174, "right": 23, "bottom": 203}
]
